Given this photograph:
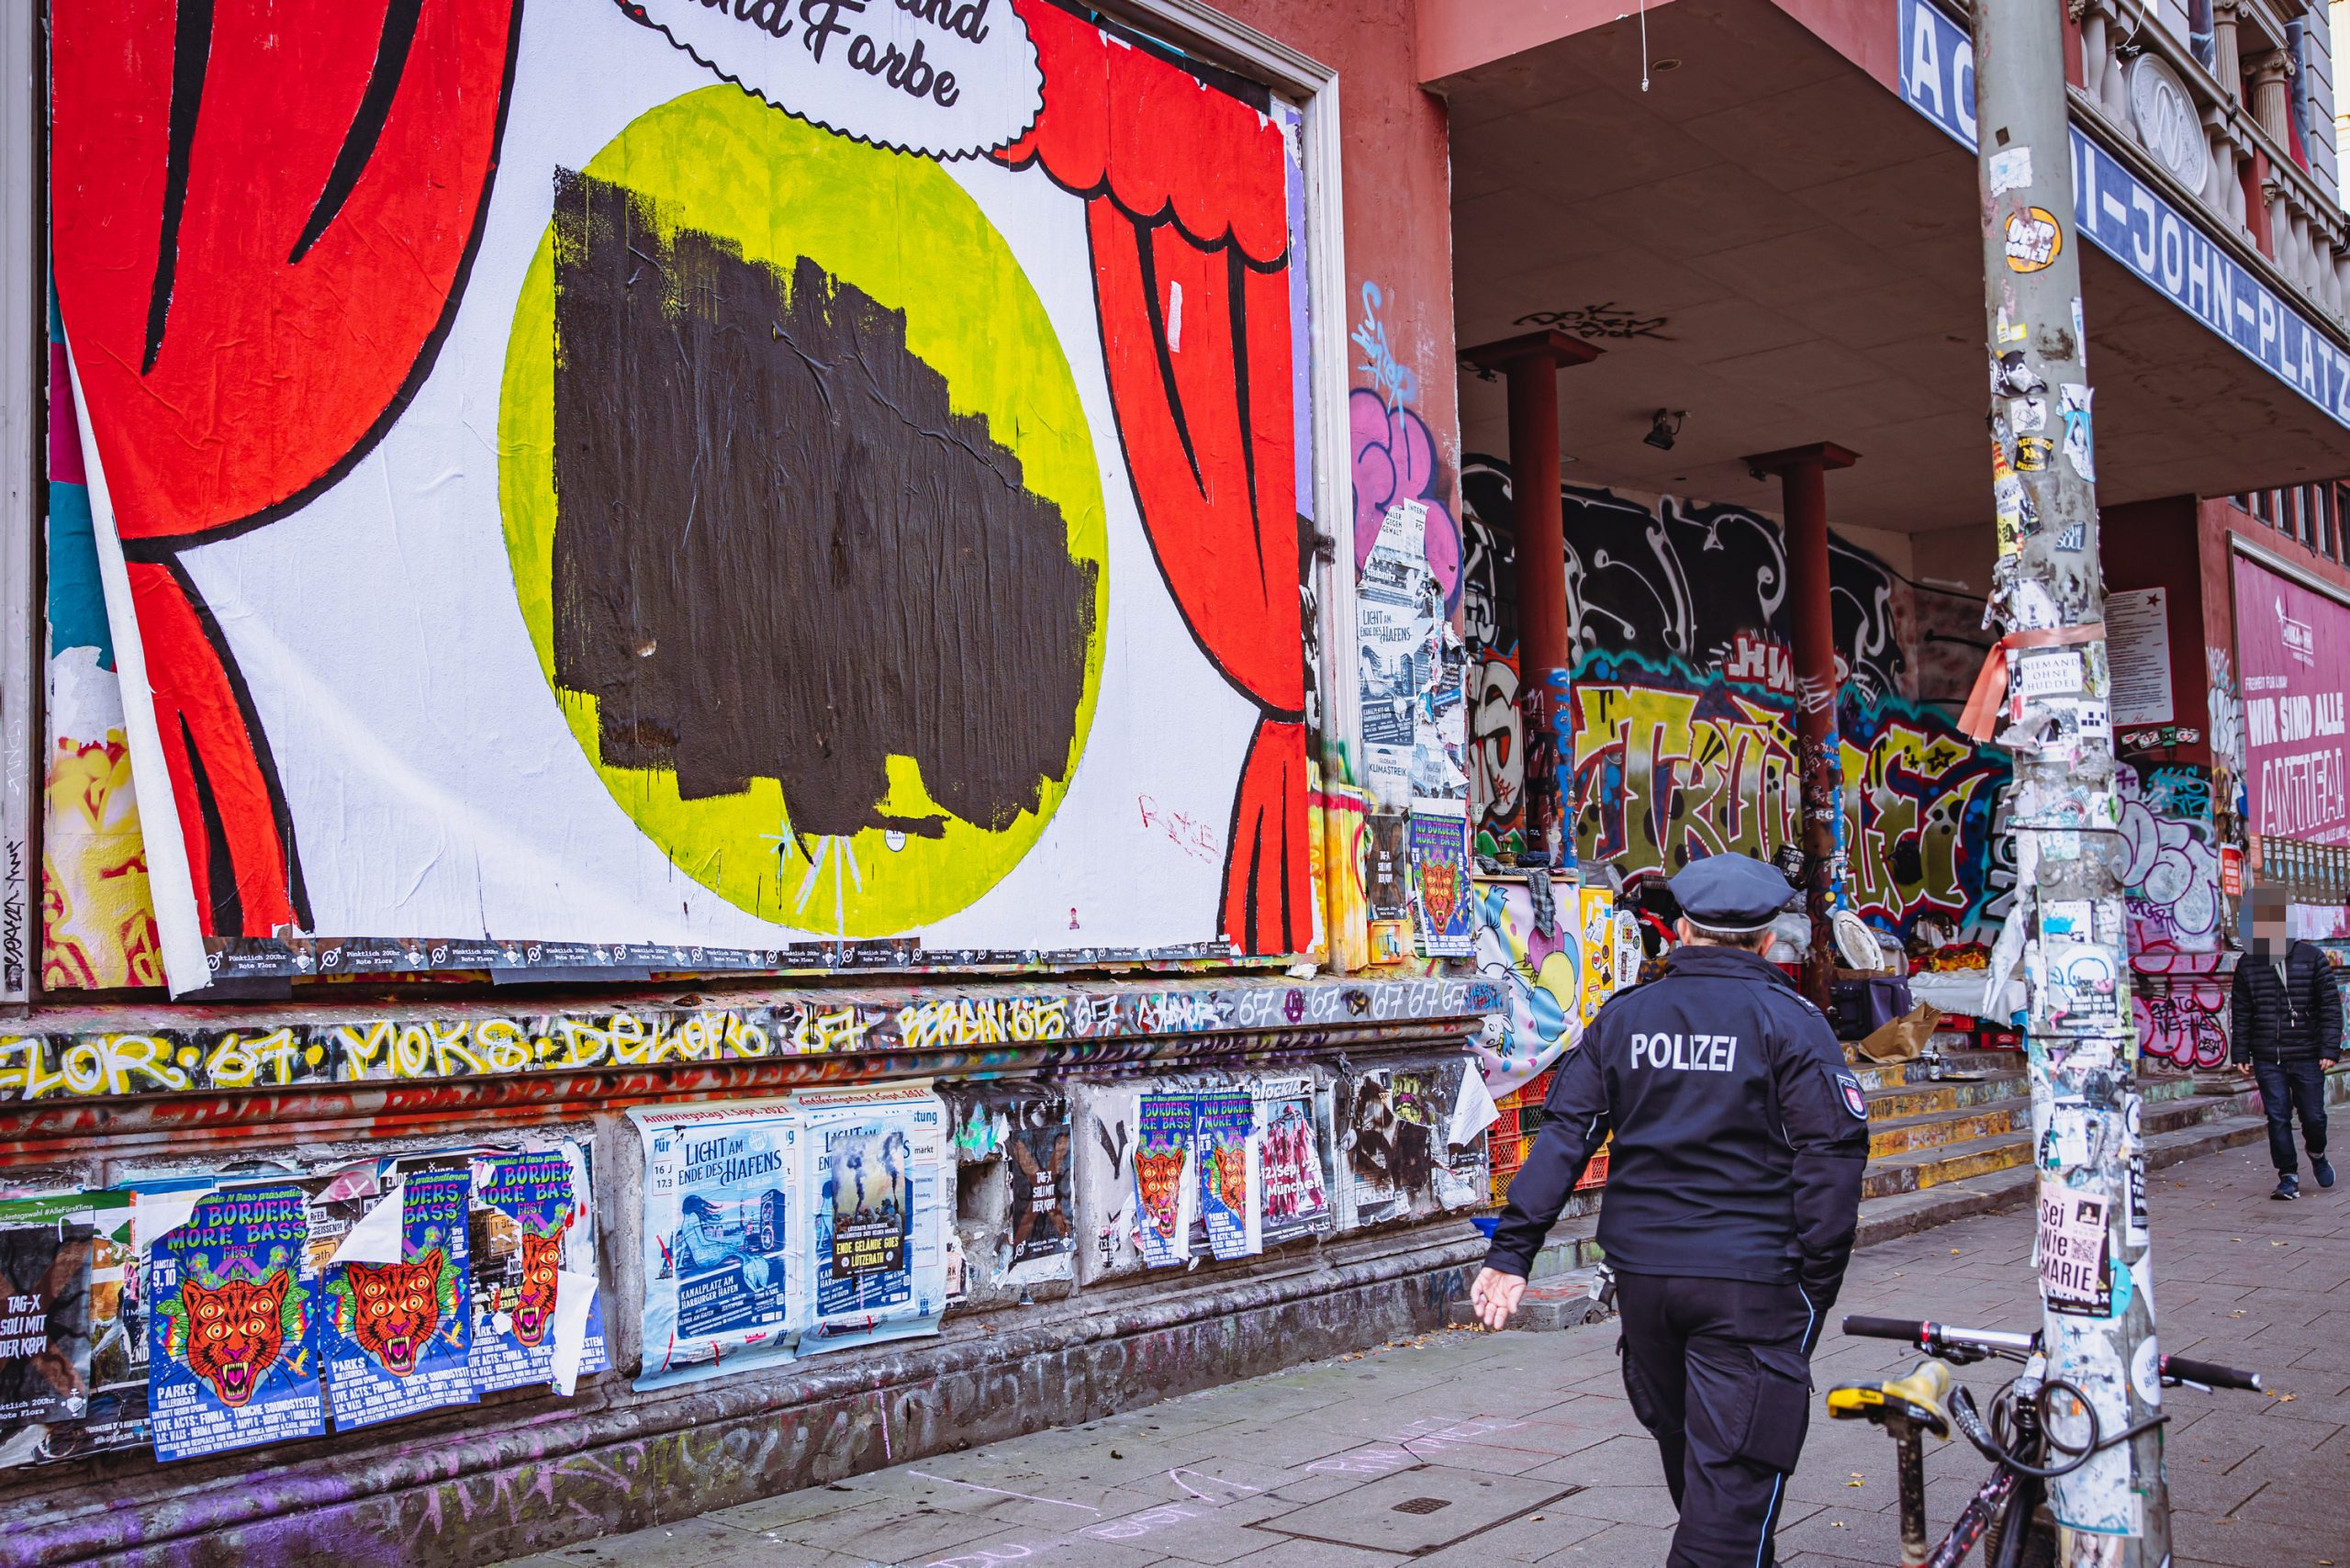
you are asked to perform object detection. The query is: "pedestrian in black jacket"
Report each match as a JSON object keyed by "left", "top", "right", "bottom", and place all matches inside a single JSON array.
[
  {"left": 1472, "top": 856, "right": 1869, "bottom": 1568},
  {"left": 2230, "top": 884, "right": 2344, "bottom": 1200}
]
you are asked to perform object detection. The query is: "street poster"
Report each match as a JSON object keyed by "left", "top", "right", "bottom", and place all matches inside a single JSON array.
[
  {"left": 2105, "top": 587, "right": 2173, "bottom": 727},
  {"left": 319, "top": 1162, "right": 475, "bottom": 1431},
  {"left": 0, "top": 1194, "right": 96, "bottom": 1460},
  {"left": 1360, "top": 498, "right": 1438, "bottom": 810},
  {"left": 1004, "top": 1102, "right": 1076, "bottom": 1281},
  {"left": 1195, "top": 1087, "right": 1262, "bottom": 1261},
  {"left": 1408, "top": 810, "right": 1474, "bottom": 957},
  {"left": 800, "top": 1085, "right": 947, "bottom": 1354},
  {"left": 2232, "top": 554, "right": 2350, "bottom": 846},
  {"left": 2036, "top": 1183, "right": 2113, "bottom": 1316},
  {"left": 1252, "top": 1076, "right": 1332, "bottom": 1245},
  {"left": 1346, "top": 1068, "right": 1439, "bottom": 1226},
  {"left": 1366, "top": 812, "right": 1412, "bottom": 923},
  {"left": 147, "top": 1182, "right": 326, "bottom": 1462},
  {"left": 632, "top": 1100, "right": 803, "bottom": 1390},
  {"left": 469, "top": 1143, "right": 608, "bottom": 1394},
  {"left": 1133, "top": 1092, "right": 1197, "bottom": 1269}
]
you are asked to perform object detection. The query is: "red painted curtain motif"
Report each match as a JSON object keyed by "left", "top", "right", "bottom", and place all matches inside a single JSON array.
[
  {"left": 998, "top": 0, "right": 1311, "bottom": 955},
  {"left": 49, "top": 0, "right": 520, "bottom": 937}
]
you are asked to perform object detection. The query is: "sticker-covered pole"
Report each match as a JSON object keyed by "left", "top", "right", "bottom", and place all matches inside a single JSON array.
[
  {"left": 1745, "top": 442, "right": 1858, "bottom": 1011},
  {"left": 1967, "top": 0, "right": 2168, "bottom": 1557},
  {"left": 1461, "top": 332, "right": 1599, "bottom": 870}
]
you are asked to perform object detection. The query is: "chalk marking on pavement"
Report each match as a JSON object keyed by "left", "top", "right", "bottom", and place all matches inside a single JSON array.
[
  {"left": 1168, "top": 1467, "right": 1262, "bottom": 1502},
  {"left": 903, "top": 1472, "right": 1102, "bottom": 1515}
]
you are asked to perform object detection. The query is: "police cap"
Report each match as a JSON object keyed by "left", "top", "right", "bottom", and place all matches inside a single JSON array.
[{"left": 1668, "top": 855, "right": 1796, "bottom": 933}]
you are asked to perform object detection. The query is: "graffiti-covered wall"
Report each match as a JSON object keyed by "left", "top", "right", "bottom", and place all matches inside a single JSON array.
[{"left": 1461, "top": 463, "right": 2010, "bottom": 938}]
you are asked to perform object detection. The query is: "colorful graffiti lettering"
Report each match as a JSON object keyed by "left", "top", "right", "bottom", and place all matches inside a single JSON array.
[
  {"left": 0, "top": 976, "right": 1505, "bottom": 1103},
  {"left": 1567, "top": 653, "right": 2008, "bottom": 933}
]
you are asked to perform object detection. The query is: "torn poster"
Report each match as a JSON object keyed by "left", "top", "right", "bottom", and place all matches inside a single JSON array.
[
  {"left": 1133, "top": 1092, "right": 1198, "bottom": 1270},
  {"left": 469, "top": 1144, "right": 608, "bottom": 1394},
  {"left": 632, "top": 1101, "right": 803, "bottom": 1390},
  {"left": 147, "top": 1182, "right": 326, "bottom": 1462},
  {"left": 0, "top": 1194, "right": 97, "bottom": 1461},
  {"left": 1003, "top": 1101, "right": 1076, "bottom": 1282},
  {"left": 800, "top": 1085, "right": 947, "bottom": 1356},
  {"left": 319, "top": 1162, "right": 476, "bottom": 1431},
  {"left": 1194, "top": 1087, "right": 1262, "bottom": 1261}
]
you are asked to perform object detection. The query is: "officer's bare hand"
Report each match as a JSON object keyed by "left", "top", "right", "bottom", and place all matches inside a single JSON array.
[{"left": 1471, "top": 1268, "right": 1526, "bottom": 1330}]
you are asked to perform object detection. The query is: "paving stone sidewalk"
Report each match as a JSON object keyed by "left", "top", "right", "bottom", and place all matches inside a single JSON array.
[{"left": 496, "top": 1143, "right": 2350, "bottom": 1568}]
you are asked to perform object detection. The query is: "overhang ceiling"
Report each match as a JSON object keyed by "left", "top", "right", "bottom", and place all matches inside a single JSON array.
[{"left": 1439, "top": 0, "right": 2350, "bottom": 532}]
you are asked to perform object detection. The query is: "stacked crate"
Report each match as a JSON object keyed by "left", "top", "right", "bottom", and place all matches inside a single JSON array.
[{"left": 1485, "top": 1068, "right": 1609, "bottom": 1207}]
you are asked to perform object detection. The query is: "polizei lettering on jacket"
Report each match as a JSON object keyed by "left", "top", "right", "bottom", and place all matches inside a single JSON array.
[{"left": 1628, "top": 1032, "right": 1740, "bottom": 1071}]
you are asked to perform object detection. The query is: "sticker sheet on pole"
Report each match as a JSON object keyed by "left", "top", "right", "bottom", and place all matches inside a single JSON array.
[{"left": 49, "top": 0, "right": 1314, "bottom": 992}]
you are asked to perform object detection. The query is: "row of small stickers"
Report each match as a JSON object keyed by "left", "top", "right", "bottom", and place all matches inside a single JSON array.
[
  {"left": 0, "top": 1141, "right": 605, "bottom": 1467},
  {"left": 633, "top": 1084, "right": 950, "bottom": 1392}
]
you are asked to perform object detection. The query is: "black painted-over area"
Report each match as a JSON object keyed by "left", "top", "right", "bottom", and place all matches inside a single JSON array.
[{"left": 549, "top": 170, "right": 1099, "bottom": 840}]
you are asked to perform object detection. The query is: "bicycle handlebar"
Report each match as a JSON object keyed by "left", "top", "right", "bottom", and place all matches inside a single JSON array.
[
  {"left": 1841, "top": 1315, "right": 1928, "bottom": 1342},
  {"left": 1842, "top": 1316, "right": 2041, "bottom": 1361},
  {"left": 1846, "top": 1317, "right": 2265, "bottom": 1392},
  {"left": 2161, "top": 1354, "right": 2265, "bottom": 1392}
]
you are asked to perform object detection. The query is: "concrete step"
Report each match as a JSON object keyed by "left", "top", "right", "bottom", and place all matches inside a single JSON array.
[
  {"left": 1866, "top": 1099, "right": 2031, "bottom": 1159},
  {"left": 1863, "top": 1130, "right": 2038, "bottom": 1198}
]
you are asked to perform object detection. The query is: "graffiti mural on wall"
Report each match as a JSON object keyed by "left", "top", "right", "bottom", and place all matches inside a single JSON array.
[
  {"left": 1459, "top": 468, "right": 2009, "bottom": 931},
  {"left": 50, "top": 0, "right": 1313, "bottom": 993},
  {"left": 1470, "top": 882, "right": 1581, "bottom": 1097},
  {"left": 2117, "top": 764, "right": 2222, "bottom": 955},
  {"left": 1569, "top": 654, "right": 2008, "bottom": 932}
]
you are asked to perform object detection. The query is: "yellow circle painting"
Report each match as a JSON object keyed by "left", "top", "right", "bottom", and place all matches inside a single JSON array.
[{"left": 500, "top": 87, "right": 1107, "bottom": 936}]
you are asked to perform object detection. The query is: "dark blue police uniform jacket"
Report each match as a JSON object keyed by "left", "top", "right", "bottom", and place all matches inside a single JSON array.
[{"left": 1484, "top": 944, "right": 1871, "bottom": 1294}]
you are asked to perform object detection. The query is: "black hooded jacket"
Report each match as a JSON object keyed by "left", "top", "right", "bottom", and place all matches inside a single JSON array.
[{"left": 2229, "top": 941, "right": 2344, "bottom": 1066}]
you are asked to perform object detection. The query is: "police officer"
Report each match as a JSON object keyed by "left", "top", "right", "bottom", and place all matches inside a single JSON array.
[{"left": 1472, "top": 855, "right": 1870, "bottom": 1568}]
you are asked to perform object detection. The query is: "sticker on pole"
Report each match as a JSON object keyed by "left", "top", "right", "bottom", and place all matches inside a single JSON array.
[
  {"left": 2004, "top": 207, "right": 2065, "bottom": 273},
  {"left": 2036, "top": 1183, "right": 2112, "bottom": 1316}
]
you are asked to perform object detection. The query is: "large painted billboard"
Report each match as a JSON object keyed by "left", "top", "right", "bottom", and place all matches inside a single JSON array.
[
  {"left": 2232, "top": 554, "right": 2350, "bottom": 846},
  {"left": 50, "top": 0, "right": 1313, "bottom": 994}
]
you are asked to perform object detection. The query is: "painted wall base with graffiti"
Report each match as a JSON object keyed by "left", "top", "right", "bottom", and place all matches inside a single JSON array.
[{"left": 0, "top": 972, "right": 1499, "bottom": 1564}]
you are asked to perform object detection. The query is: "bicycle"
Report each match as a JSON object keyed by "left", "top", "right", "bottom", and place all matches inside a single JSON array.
[{"left": 1826, "top": 1314, "right": 2265, "bottom": 1568}]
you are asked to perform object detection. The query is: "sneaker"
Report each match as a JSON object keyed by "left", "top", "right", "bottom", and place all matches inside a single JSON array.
[
  {"left": 2316, "top": 1157, "right": 2336, "bottom": 1190},
  {"left": 2273, "top": 1175, "right": 2301, "bottom": 1201}
]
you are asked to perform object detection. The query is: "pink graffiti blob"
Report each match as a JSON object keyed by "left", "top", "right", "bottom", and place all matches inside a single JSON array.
[{"left": 1351, "top": 388, "right": 1460, "bottom": 607}]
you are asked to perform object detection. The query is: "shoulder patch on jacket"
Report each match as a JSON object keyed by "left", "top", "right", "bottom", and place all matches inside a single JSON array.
[{"left": 1834, "top": 1069, "right": 1869, "bottom": 1120}]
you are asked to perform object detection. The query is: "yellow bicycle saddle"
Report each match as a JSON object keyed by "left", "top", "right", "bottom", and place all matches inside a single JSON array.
[{"left": 1827, "top": 1359, "right": 1953, "bottom": 1438}]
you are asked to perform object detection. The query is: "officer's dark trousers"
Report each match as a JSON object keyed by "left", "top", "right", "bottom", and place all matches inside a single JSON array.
[
  {"left": 2253, "top": 1059, "right": 2329, "bottom": 1175},
  {"left": 1616, "top": 1271, "right": 1819, "bottom": 1568}
]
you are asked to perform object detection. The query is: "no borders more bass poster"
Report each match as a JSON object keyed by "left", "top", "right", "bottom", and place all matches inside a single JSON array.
[{"left": 48, "top": 0, "right": 1314, "bottom": 993}]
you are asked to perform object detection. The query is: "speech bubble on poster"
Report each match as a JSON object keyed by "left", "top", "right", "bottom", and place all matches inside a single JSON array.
[{"left": 620, "top": 0, "right": 1043, "bottom": 159}]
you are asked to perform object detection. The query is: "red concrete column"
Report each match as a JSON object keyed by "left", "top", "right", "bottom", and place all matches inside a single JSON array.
[
  {"left": 1463, "top": 331, "right": 1599, "bottom": 868},
  {"left": 1746, "top": 442, "right": 1859, "bottom": 1008}
]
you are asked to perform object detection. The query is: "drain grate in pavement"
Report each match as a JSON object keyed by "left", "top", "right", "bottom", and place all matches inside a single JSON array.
[{"left": 1255, "top": 1469, "right": 1579, "bottom": 1553}]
